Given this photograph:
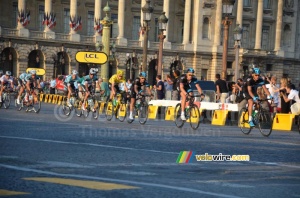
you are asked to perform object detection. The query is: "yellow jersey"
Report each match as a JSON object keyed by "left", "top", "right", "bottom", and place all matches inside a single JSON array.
[{"left": 109, "top": 74, "right": 126, "bottom": 84}]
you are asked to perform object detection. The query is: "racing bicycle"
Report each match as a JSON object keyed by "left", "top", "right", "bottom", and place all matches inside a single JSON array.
[
  {"left": 15, "top": 87, "right": 41, "bottom": 113},
  {"left": 174, "top": 95, "right": 203, "bottom": 130},
  {"left": 126, "top": 94, "right": 150, "bottom": 125},
  {"left": 239, "top": 99, "right": 274, "bottom": 137}
]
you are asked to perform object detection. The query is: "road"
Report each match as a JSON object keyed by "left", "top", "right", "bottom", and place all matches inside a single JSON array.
[{"left": 0, "top": 103, "right": 299, "bottom": 198}]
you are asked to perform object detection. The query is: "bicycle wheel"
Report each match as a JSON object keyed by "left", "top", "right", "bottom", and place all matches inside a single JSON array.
[
  {"left": 174, "top": 103, "right": 185, "bottom": 128},
  {"left": 297, "top": 115, "right": 300, "bottom": 133},
  {"left": 3, "top": 93, "right": 10, "bottom": 109},
  {"left": 82, "top": 101, "right": 89, "bottom": 118},
  {"left": 138, "top": 102, "right": 148, "bottom": 125},
  {"left": 118, "top": 103, "right": 127, "bottom": 122},
  {"left": 105, "top": 101, "right": 114, "bottom": 121},
  {"left": 74, "top": 100, "right": 82, "bottom": 117},
  {"left": 257, "top": 110, "right": 273, "bottom": 137},
  {"left": 92, "top": 101, "right": 98, "bottom": 120},
  {"left": 188, "top": 105, "right": 200, "bottom": 130},
  {"left": 239, "top": 107, "right": 252, "bottom": 135},
  {"left": 15, "top": 98, "right": 23, "bottom": 111},
  {"left": 62, "top": 98, "right": 72, "bottom": 116},
  {"left": 126, "top": 104, "right": 134, "bottom": 123},
  {"left": 32, "top": 94, "right": 41, "bottom": 113}
]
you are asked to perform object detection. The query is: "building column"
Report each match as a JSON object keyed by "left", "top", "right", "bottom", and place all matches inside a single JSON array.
[
  {"left": 163, "top": 0, "right": 171, "bottom": 49},
  {"left": 44, "top": 0, "right": 55, "bottom": 39},
  {"left": 17, "top": 0, "right": 29, "bottom": 37},
  {"left": 117, "top": 0, "right": 127, "bottom": 46},
  {"left": 212, "top": 0, "right": 222, "bottom": 52},
  {"left": 236, "top": 0, "right": 243, "bottom": 27},
  {"left": 94, "top": 0, "right": 102, "bottom": 42},
  {"left": 274, "top": 0, "right": 283, "bottom": 53},
  {"left": 182, "top": 0, "right": 192, "bottom": 50},
  {"left": 254, "top": 0, "right": 264, "bottom": 50},
  {"left": 70, "top": 0, "right": 80, "bottom": 42}
]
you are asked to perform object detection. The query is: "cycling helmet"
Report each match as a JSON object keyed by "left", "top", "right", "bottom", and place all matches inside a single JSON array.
[
  {"left": 30, "top": 70, "right": 37, "bottom": 75},
  {"left": 72, "top": 70, "right": 78, "bottom": 75},
  {"left": 253, "top": 68, "right": 261, "bottom": 75},
  {"left": 6, "top": 71, "right": 11, "bottom": 76},
  {"left": 117, "top": 70, "right": 124, "bottom": 76},
  {"left": 139, "top": 72, "right": 147, "bottom": 78},
  {"left": 187, "top": 68, "right": 195, "bottom": 74},
  {"left": 89, "top": 68, "right": 96, "bottom": 74}
]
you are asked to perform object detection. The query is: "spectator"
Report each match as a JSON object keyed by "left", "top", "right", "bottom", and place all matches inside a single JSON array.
[
  {"left": 99, "top": 78, "right": 110, "bottom": 100},
  {"left": 50, "top": 76, "right": 56, "bottom": 94},
  {"left": 257, "top": 87, "right": 269, "bottom": 111},
  {"left": 156, "top": 75, "right": 165, "bottom": 100},
  {"left": 215, "top": 74, "right": 229, "bottom": 103},
  {"left": 288, "top": 78, "right": 296, "bottom": 90},
  {"left": 279, "top": 77, "right": 289, "bottom": 113},
  {"left": 126, "top": 79, "right": 132, "bottom": 91},
  {"left": 265, "top": 76, "right": 280, "bottom": 113},
  {"left": 282, "top": 84, "right": 300, "bottom": 115},
  {"left": 172, "top": 70, "right": 180, "bottom": 100},
  {"left": 164, "top": 75, "right": 173, "bottom": 91}
]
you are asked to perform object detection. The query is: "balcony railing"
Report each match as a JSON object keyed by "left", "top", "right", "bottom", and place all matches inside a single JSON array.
[
  {"left": 56, "top": 33, "right": 70, "bottom": 41},
  {"left": 127, "top": 40, "right": 141, "bottom": 48},
  {"left": 171, "top": 43, "right": 184, "bottom": 51},
  {"left": 2, "top": 28, "right": 18, "bottom": 36},
  {"left": 81, "top": 35, "right": 94, "bottom": 44},
  {"left": 30, "top": 31, "right": 44, "bottom": 39}
]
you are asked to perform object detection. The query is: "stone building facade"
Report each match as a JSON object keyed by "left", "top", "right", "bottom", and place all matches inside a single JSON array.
[{"left": 0, "top": 0, "right": 299, "bottom": 86}]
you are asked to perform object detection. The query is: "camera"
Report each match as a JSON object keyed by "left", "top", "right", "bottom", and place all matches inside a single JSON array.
[{"left": 279, "top": 89, "right": 286, "bottom": 94}]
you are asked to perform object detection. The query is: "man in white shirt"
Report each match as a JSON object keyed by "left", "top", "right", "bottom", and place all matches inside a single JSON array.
[
  {"left": 282, "top": 84, "right": 300, "bottom": 115},
  {"left": 50, "top": 76, "right": 56, "bottom": 94}
]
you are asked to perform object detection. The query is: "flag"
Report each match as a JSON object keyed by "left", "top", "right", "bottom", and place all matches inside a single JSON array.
[
  {"left": 48, "top": 13, "right": 56, "bottom": 29},
  {"left": 139, "top": 26, "right": 144, "bottom": 36}
]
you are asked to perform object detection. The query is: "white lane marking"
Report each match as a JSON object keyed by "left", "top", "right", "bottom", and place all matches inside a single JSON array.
[
  {"left": 0, "top": 136, "right": 178, "bottom": 155},
  {"left": 112, "top": 170, "right": 157, "bottom": 176},
  {"left": 0, "top": 164, "right": 243, "bottom": 198},
  {"left": 1, "top": 135, "right": 300, "bottom": 169}
]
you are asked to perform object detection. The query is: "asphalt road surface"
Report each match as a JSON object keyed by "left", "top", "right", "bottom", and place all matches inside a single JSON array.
[{"left": 0, "top": 103, "right": 299, "bottom": 198}]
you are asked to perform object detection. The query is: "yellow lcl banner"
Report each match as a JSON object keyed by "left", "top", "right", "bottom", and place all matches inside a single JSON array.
[
  {"left": 26, "top": 68, "right": 46, "bottom": 75},
  {"left": 75, "top": 51, "right": 108, "bottom": 64}
]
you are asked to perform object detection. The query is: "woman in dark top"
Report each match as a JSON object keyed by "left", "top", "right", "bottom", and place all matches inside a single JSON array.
[{"left": 279, "top": 77, "right": 290, "bottom": 113}]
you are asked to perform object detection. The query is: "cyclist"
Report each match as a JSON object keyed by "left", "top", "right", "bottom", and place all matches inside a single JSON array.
[
  {"left": 80, "top": 68, "right": 98, "bottom": 110},
  {"left": 179, "top": 68, "right": 204, "bottom": 120},
  {"left": 129, "top": 72, "right": 151, "bottom": 120},
  {"left": 0, "top": 71, "right": 14, "bottom": 103},
  {"left": 243, "top": 68, "right": 273, "bottom": 127},
  {"left": 18, "top": 70, "right": 41, "bottom": 103},
  {"left": 64, "top": 70, "right": 80, "bottom": 107},
  {"left": 108, "top": 70, "right": 128, "bottom": 101}
]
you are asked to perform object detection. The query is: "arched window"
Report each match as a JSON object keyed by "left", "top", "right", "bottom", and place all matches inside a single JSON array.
[
  {"left": 202, "top": 17, "right": 210, "bottom": 39},
  {"left": 283, "top": 24, "right": 291, "bottom": 47}
]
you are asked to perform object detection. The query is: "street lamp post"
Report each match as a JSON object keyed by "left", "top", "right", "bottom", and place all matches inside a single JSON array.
[
  {"left": 100, "top": 2, "right": 113, "bottom": 82},
  {"left": 221, "top": 0, "right": 235, "bottom": 80},
  {"left": 233, "top": 24, "right": 243, "bottom": 81},
  {"left": 142, "top": 0, "right": 153, "bottom": 73},
  {"left": 157, "top": 12, "right": 168, "bottom": 76}
]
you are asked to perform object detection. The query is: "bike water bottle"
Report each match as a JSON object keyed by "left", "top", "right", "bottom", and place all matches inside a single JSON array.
[
  {"left": 29, "top": 95, "right": 33, "bottom": 101},
  {"left": 252, "top": 110, "right": 258, "bottom": 117}
]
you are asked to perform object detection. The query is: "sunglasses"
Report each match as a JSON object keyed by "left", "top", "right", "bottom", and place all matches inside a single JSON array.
[
  {"left": 188, "top": 74, "right": 194, "bottom": 77},
  {"left": 118, "top": 75, "right": 123, "bottom": 78},
  {"left": 254, "top": 74, "right": 259, "bottom": 77},
  {"left": 140, "top": 77, "right": 145, "bottom": 80}
]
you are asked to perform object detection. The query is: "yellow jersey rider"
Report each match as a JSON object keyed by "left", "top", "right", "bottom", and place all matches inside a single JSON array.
[{"left": 108, "top": 70, "right": 128, "bottom": 100}]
